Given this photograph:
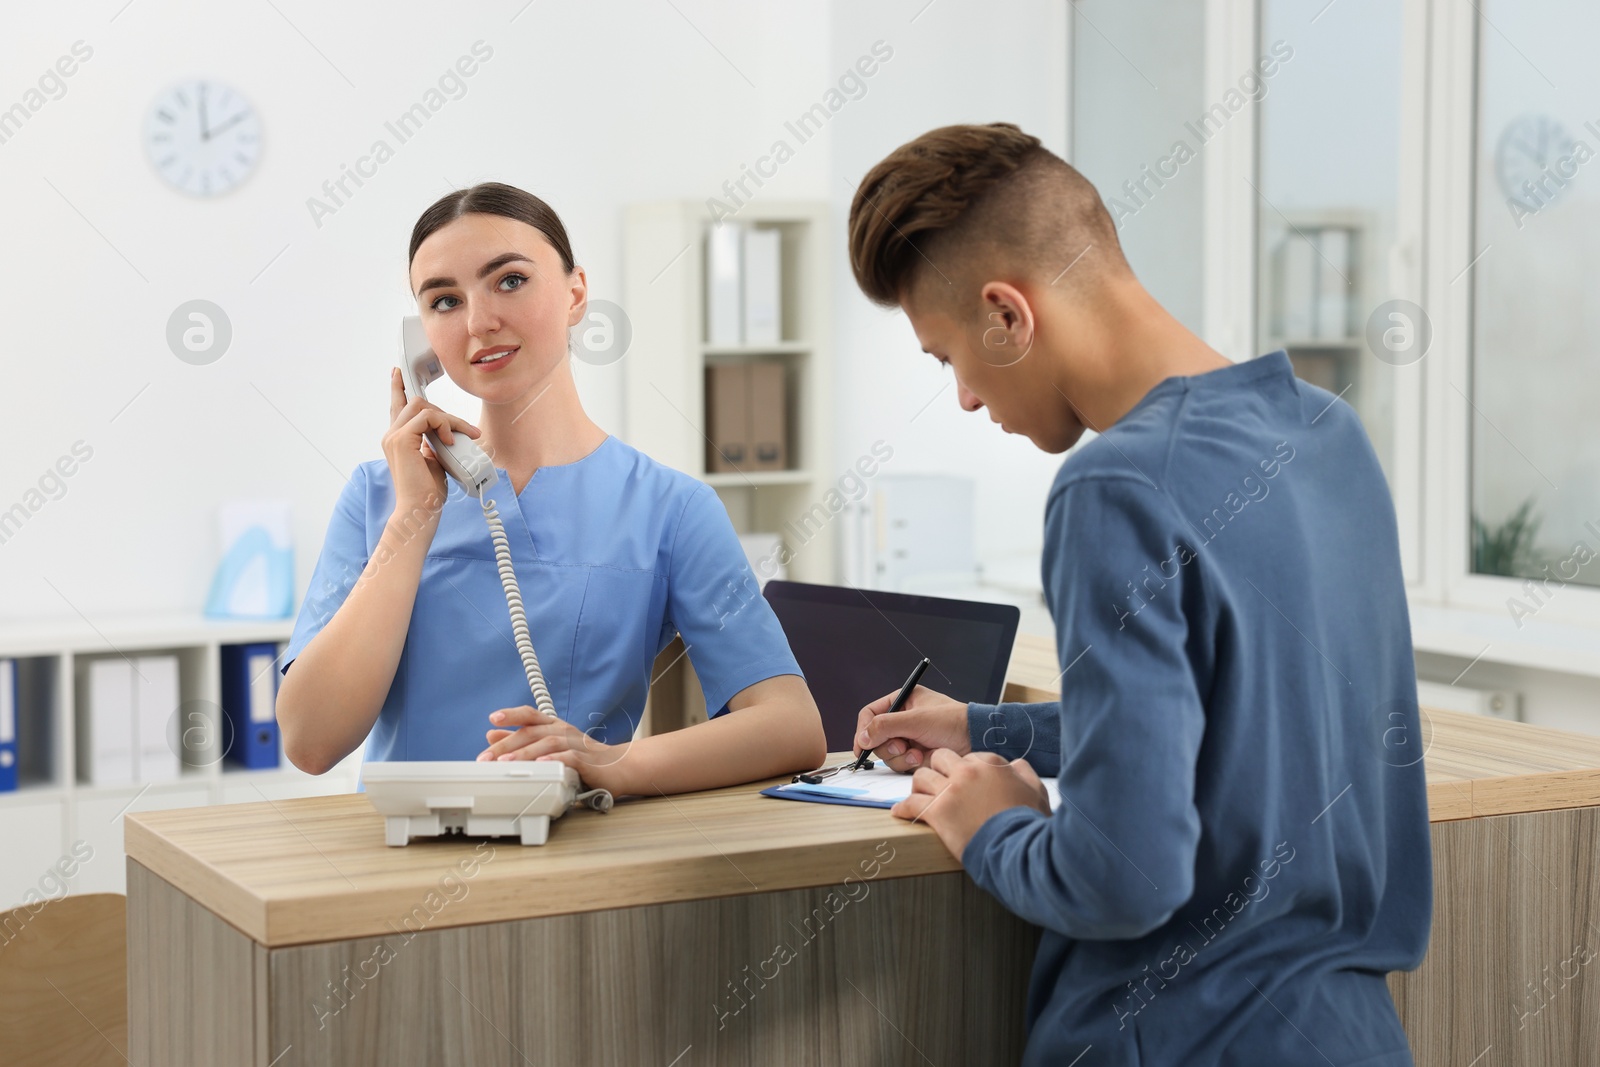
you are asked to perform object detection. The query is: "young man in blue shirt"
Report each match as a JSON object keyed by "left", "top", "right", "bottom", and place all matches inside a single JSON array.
[{"left": 847, "top": 122, "right": 1431, "bottom": 1065}]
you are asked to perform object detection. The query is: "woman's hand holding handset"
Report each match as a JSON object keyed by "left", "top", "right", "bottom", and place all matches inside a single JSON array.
[
  {"left": 275, "top": 370, "right": 482, "bottom": 776},
  {"left": 385, "top": 367, "right": 482, "bottom": 517}
]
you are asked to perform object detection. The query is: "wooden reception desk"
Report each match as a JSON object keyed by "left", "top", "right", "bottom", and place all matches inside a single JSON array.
[{"left": 126, "top": 634, "right": 1600, "bottom": 1066}]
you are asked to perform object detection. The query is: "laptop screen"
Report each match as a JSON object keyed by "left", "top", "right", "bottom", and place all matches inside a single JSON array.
[{"left": 762, "top": 581, "right": 1020, "bottom": 753}]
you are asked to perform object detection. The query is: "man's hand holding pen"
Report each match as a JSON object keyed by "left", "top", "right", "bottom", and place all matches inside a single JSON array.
[
  {"left": 852, "top": 683, "right": 971, "bottom": 771},
  {"left": 854, "top": 666, "right": 1051, "bottom": 859}
]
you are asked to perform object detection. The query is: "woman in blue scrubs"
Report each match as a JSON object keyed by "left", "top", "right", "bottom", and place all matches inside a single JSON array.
[{"left": 275, "top": 182, "right": 827, "bottom": 797}]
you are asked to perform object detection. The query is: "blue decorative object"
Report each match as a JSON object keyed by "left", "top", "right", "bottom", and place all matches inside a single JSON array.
[{"left": 204, "top": 501, "right": 295, "bottom": 620}]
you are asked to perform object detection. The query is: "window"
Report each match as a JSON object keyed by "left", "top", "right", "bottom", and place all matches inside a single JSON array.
[
  {"left": 1255, "top": 0, "right": 1407, "bottom": 488},
  {"left": 1068, "top": 0, "right": 1597, "bottom": 627},
  {"left": 1070, "top": 0, "right": 1207, "bottom": 336},
  {"left": 1470, "top": 0, "right": 1600, "bottom": 590}
]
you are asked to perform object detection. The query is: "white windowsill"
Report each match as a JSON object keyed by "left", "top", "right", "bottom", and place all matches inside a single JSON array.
[{"left": 1408, "top": 601, "right": 1600, "bottom": 680}]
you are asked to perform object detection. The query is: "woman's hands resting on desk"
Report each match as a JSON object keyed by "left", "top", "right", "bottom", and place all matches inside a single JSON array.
[
  {"left": 477, "top": 675, "right": 826, "bottom": 798},
  {"left": 478, "top": 706, "right": 627, "bottom": 794},
  {"left": 856, "top": 684, "right": 1051, "bottom": 859}
]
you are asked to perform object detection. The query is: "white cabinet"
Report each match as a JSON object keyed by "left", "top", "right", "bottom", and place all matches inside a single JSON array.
[
  {"left": 0, "top": 798, "right": 65, "bottom": 909},
  {"left": 218, "top": 750, "right": 364, "bottom": 805},
  {"left": 0, "top": 614, "right": 360, "bottom": 910},
  {"left": 623, "top": 201, "right": 835, "bottom": 585},
  {"left": 70, "top": 783, "right": 213, "bottom": 895}
]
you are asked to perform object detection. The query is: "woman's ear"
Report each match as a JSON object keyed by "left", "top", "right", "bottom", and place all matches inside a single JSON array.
[{"left": 567, "top": 265, "right": 589, "bottom": 328}]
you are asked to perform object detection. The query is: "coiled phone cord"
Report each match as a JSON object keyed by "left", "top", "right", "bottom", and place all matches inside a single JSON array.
[
  {"left": 475, "top": 485, "right": 613, "bottom": 816},
  {"left": 477, "top": 492, "right": 558, "bottom": 721}
]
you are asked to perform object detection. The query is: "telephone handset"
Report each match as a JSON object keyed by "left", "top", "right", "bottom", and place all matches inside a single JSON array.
[
  {"left": 399, "top": 316, "right": 499, "bottom": 499},
  {"left": 396, "top": 316, "right": 564, "bottom": 727}
]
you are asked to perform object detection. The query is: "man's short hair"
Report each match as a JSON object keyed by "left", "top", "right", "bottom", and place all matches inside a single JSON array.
[{"left": 847, "top": 122, "right": 1128, "bottom": 314}]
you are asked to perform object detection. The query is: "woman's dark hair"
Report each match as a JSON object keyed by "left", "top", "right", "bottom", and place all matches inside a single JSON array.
[{"left": 408, "top": 182, "right": 576, "bottom": 277}]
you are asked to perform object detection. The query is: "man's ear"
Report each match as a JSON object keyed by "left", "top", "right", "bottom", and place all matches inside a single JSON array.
[{"left": 977, "top": 281, "right": 1035, "bottom": 368}]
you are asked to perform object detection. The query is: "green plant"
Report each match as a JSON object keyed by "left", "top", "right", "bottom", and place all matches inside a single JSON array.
[{"left": 1472, "top": 496, "right": 1543, "bottom": 578}]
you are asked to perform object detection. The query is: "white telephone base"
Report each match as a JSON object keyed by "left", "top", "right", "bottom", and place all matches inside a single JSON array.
[{"left": 362, "top": 761, "right": 612, "bottom": 846}]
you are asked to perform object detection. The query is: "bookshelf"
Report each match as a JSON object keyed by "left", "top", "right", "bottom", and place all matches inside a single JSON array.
[
  {"left": 1260, "top": 208, "right": 1377, "bottom": 396},
  {"left": 0, "top": 614, "right": 361, "bottom": 908},
  {"left": 622, "top": 200, "right": 834, "bottom": 732},
  {"left": 622, "top": 199, "right": 835, "bottom": 585}
]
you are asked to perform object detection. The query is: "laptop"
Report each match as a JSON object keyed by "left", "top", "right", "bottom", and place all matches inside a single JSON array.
[{"left": 762, "top": 580, "right": 1022, "bottom": 754}]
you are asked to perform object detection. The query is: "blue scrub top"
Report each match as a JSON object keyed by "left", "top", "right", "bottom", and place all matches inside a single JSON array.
[{"left": 280, "top": 434, "right": 803, "bottom": 770}]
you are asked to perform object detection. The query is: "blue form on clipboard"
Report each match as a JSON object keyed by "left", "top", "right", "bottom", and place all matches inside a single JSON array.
[
  {"left": 761, "top": 763, "right": 1060, "bottom": 811},
  {"left": 758, "top": 783, "right": 900, "bottom": 810}
]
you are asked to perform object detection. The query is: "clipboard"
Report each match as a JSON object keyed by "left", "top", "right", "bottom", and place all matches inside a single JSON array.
[
  {"left": 758, "top": 784, "right": 900, "bottom": 810},
  {"left": 761, "top": 762, "right": 1059, "bottom": 811}
]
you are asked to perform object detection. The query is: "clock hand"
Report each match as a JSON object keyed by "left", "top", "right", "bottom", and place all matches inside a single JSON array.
[
  {"left": 207, "top": 111, "right": 251, "bottom": 139},
  {"left": 199, "top": 83, "right": 209, "bottom": 142}
]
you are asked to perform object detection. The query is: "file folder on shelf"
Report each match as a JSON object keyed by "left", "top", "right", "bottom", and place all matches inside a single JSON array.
[
  {"left": 742, "top": 226, "right": 782, "bottom": 346},
  {"left": 0, "top": 658, "right": 16, "bottom": 792},
  {"left": 76, "top": 658, "right": 135, "bottom": 786},
  {"left": 135, "top": 655, "right": 182, "bottom": 783},
  {"left": 706, "top": 220, "right": 743, "bottom": 346},
  {"left": 74, "top": 654, "right": 183, "bottom": 785},
  {"left": 221, "top": 642, "right": 282, "bottom": 770}
]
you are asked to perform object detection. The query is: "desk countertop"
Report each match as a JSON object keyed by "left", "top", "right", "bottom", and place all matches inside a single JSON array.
[
  {"left": 1004, "top": 633, "right": 1600, "bottom": 822},
  {"left": 126, "top": 633, "right": 1600, "bottom": 948},
  {"left": 125, "top": 765, "right": 950, "bottom": 948}
]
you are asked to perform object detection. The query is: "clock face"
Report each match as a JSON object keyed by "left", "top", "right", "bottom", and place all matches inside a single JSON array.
[
  {"left": 143, "top": 80, "right": 262, "bottom": 197},
  {"left": 1496, "top": 113, "right": 1576, "bottom": 212}
]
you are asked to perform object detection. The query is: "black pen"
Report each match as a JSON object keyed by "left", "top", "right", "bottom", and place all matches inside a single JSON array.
[{"left": 854, "top": 656, "right": 930, "bottom": 770}]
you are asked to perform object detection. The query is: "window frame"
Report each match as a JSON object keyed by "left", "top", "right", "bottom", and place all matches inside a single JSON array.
[
  {"left": 1429, "top": 0, "right": 1600, "bottom": 630},
  {"left": 1064, "top": 0, "right": 1600, "bottom": 636},
  {"left": 1244, "top": 0, "right": 1430, "bottom": 588}
]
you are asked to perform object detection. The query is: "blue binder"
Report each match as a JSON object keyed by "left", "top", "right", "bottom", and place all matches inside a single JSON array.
[
  {"left": 220, "top": 643, "right": 282, "bottom": 769},
  {"left": 0, "top": 658, "right": 16, "bottom": 792}
]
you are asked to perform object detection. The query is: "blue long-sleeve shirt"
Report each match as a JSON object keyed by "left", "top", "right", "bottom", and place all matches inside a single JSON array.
[{"left": 963, "top": 351, "right": 1431, "bottom": 1066}]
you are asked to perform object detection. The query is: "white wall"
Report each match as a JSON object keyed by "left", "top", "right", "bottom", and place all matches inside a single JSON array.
[
  {"left": 1416, "top": 652, "right": 1600, "bottom": 738},
  {"left": 826, "top": 0, "right": 1070, "bottom": 580},
  {"left": 0, "top": 0, "right": 831, "bottom": 618}
]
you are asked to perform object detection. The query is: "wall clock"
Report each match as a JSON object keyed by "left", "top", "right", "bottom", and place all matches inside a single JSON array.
[
  {"left": 1496, "top": 113, "right": 1576, "bottom": 212},
  {"left": 143, "top": 79, "right": 262, "bottom": 197}
]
